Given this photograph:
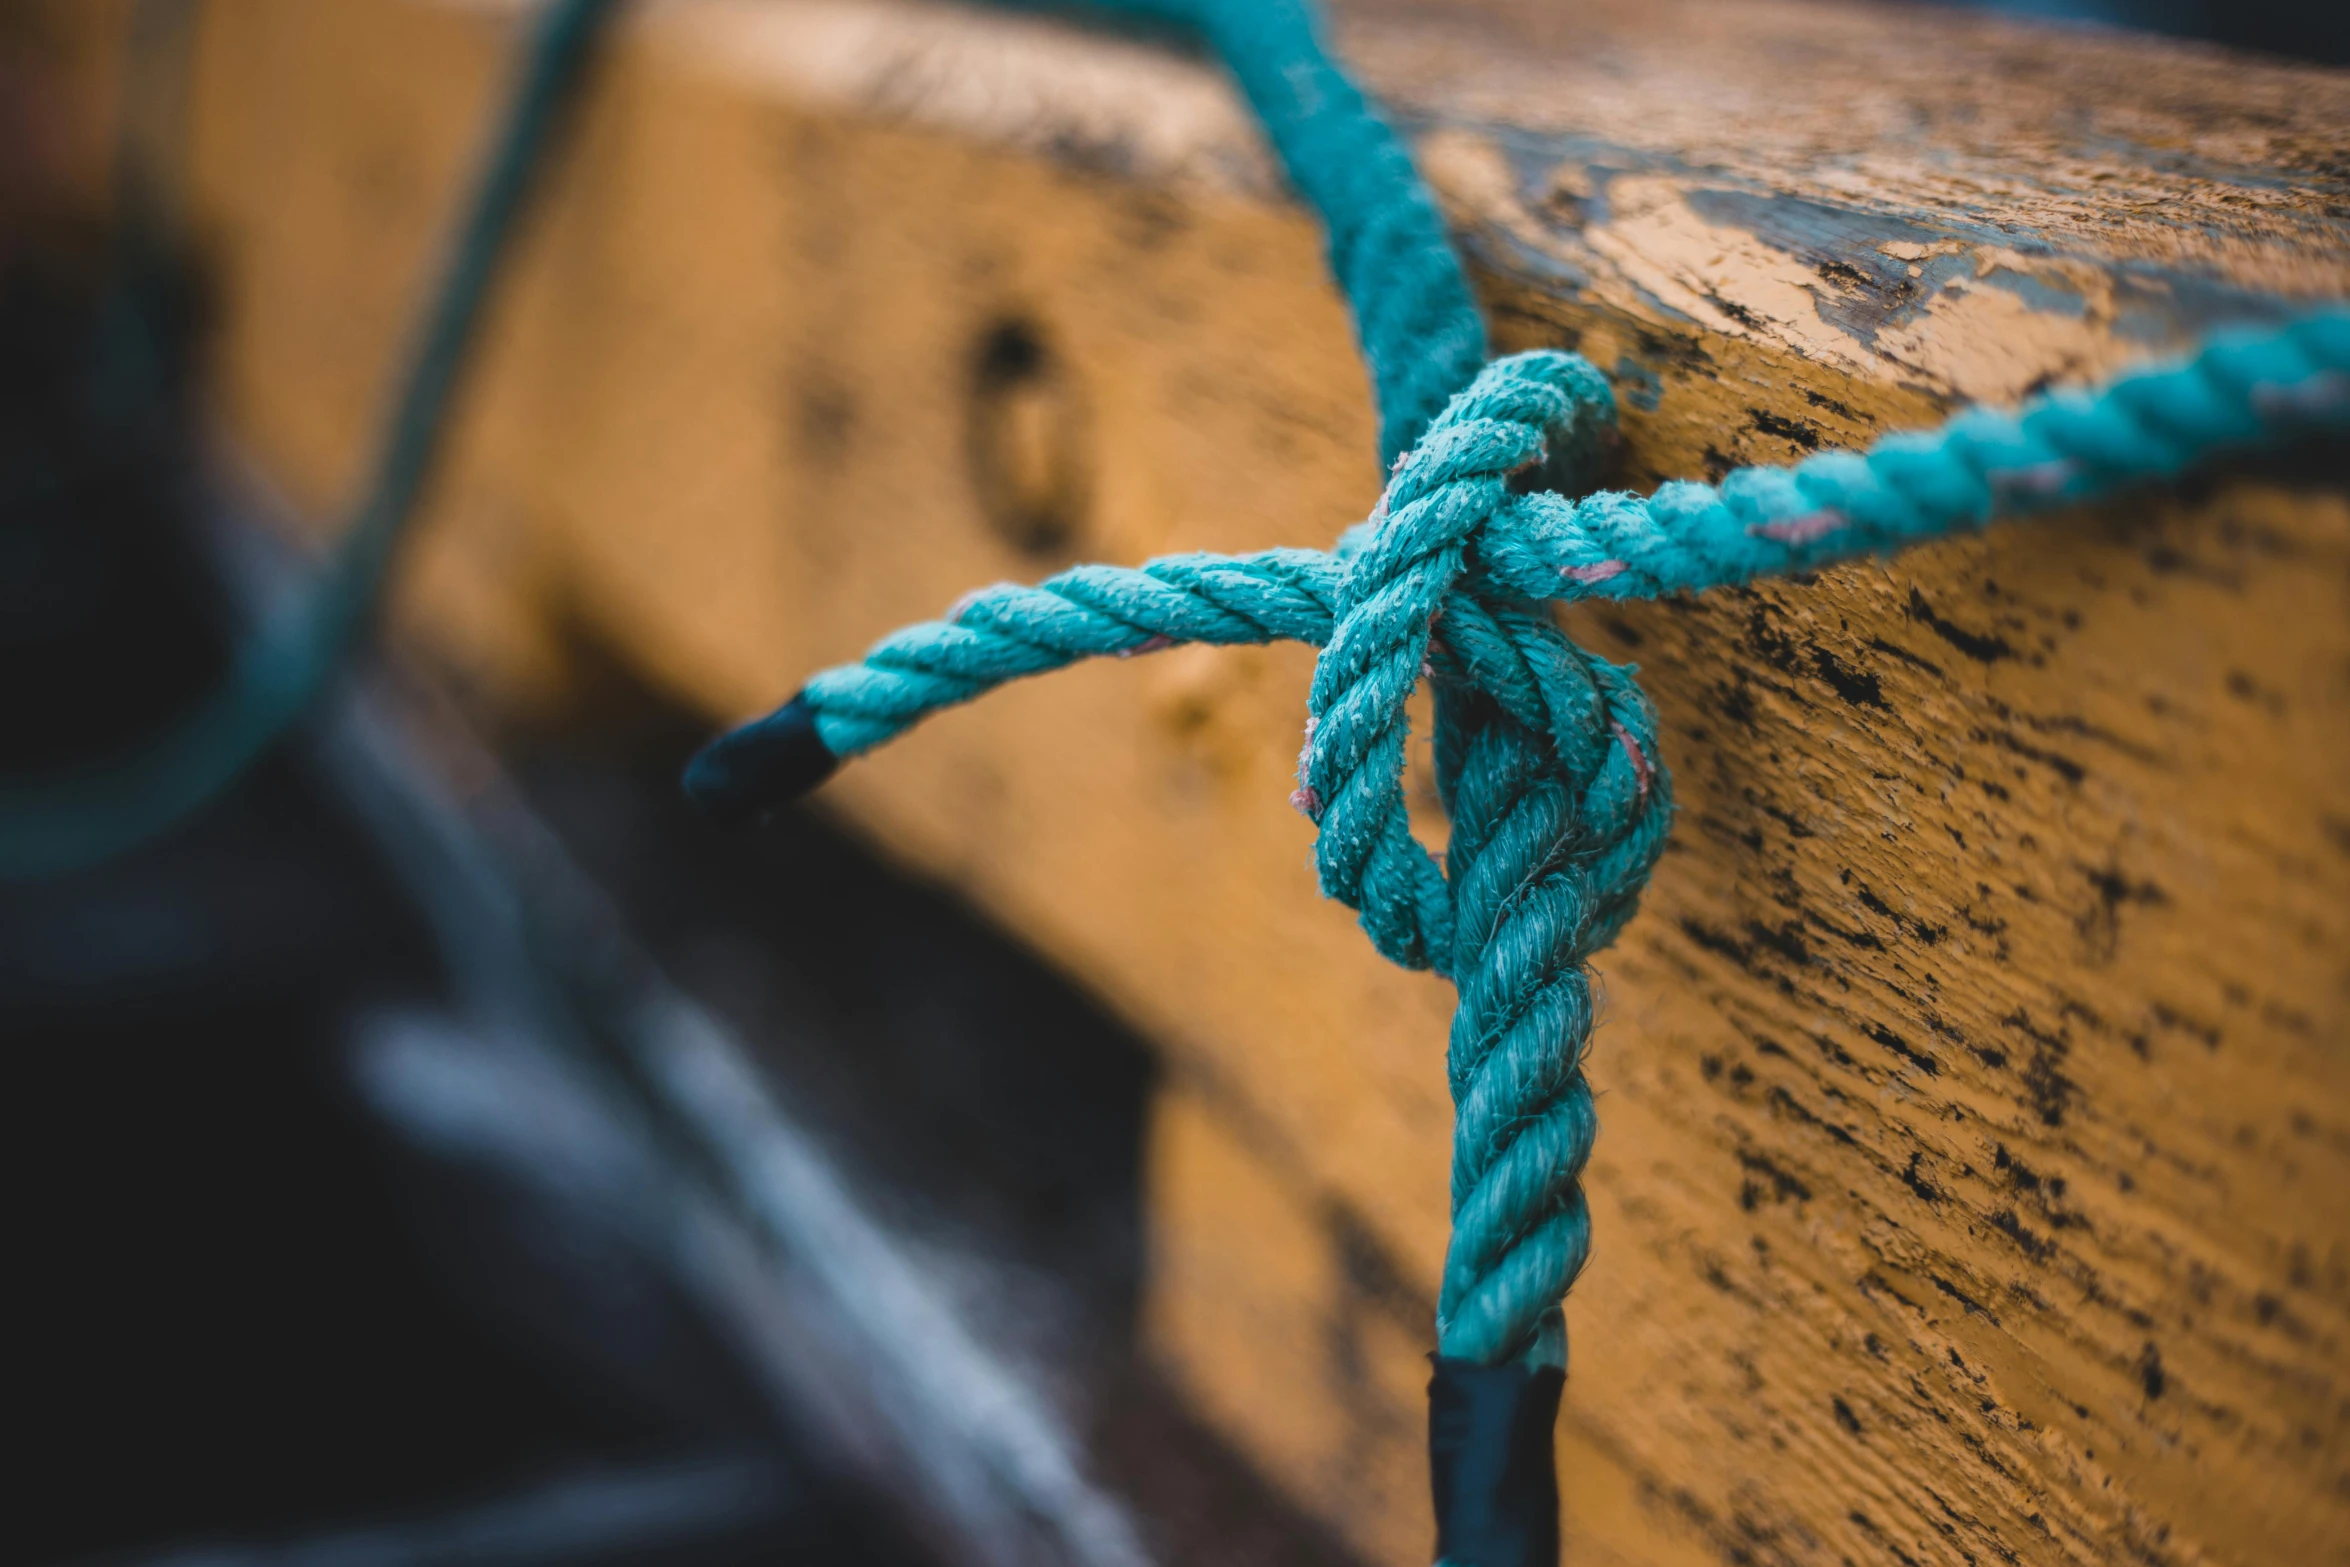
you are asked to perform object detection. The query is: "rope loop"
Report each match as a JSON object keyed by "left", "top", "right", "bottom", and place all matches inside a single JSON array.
[
  {"left": 1298, "top": 350, "right": 1650, "bottom": 979},
  {"left": 1280, "top": 351, "right": 1671, "bottom": 1362}
]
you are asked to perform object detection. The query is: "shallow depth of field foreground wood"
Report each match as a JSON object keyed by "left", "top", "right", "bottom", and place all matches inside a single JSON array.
[{"left": 151, "top": 0, "right": 2350, "bottom": 1559}]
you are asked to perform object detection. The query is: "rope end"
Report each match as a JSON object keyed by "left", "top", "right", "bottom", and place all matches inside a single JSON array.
[
  {"left": 1429, "top": 1354, "right": 1564, "bottom": 1567},
  {"left": 683, "top": 692, "right": 839, "bottom": 823}
]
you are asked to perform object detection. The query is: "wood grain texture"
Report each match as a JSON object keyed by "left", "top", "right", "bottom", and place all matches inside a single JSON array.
[{"left": 149, "top": 0, "right": 2350, "bottom": 1560}]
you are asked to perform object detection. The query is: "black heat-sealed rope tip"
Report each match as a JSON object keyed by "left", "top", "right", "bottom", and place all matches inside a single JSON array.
[
  {"left": 1429, "top": 1355, "right": 1566, "bottom": 1567},
  {"left": 682, "top": 692, "right": 839, "bottom": 823}
]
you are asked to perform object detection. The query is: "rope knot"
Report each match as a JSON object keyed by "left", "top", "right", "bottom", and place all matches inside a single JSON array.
[
  {"left": 1297, "top": 351, "right": 1668, "bottom": 975},
  {"left": 1295, "top": 352, "right": 1675, "bottom": 1369},
  {"left": 686, "top": 313, "right": 2350, "bottom": 1384}
]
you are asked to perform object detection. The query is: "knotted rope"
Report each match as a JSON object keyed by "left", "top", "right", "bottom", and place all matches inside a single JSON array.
[
  {"left": 682, "top": 3, "right": 2350, "bottom": 1560},
  {"left": 691, "top": 312, "right": 2350, "bottom": 1323}
]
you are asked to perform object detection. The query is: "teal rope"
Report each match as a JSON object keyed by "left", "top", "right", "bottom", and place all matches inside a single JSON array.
[
  {"left": 787, "top": 313, "right": 2350, "bottom": 769},
  {"left": 0, "top": 0, "right": 620, "bottom": 882},
  {"left": 1093, "top": 0, "right": 1485, "bottom": 465},
  {"left": 702, "top": 308, "right": 2350, "bottom": 1365}
]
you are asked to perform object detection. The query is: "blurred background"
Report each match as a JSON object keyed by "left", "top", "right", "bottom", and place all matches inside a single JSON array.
[
  {"left": 3, "top": 1, "right": 2344, "bottom": 1565},
  {"left": 5, "top": 6, "right": 1348, "bottom": 1563}
]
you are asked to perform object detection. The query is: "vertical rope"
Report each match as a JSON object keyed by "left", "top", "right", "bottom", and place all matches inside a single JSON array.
[{"left": 1107, "top": 0, "right": 1486, "bottom": 465}]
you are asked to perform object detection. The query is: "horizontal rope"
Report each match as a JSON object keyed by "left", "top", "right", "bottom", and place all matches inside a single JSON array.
[{"left": 704, "top": 311, "right": 2348, "bottom": 774}]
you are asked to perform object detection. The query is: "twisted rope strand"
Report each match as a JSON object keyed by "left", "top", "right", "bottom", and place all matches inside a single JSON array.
[
  {"left": 1116, "top": 0, "right": 1487, "bottom": 463},
  {"left": 740, "top": 311, "right": 2350, "bottom": 773},
  {"left": 799, "top": 550, "right": 1341, "bottom": 756},
  {"left": 1474, "top": 315, "right": 2350, "bottom": 604}
]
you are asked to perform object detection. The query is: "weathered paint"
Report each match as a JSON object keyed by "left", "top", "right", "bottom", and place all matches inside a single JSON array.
[{"left": 71, "top": 0, "right": 2350, "bottom": 1559}]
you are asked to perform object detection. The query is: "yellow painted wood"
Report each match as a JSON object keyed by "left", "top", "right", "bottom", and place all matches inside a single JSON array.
[{"left": 90, "top": 0, "right": 2350, "bottom": 1558}]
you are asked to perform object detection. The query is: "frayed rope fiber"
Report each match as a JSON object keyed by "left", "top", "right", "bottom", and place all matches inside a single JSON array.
[{"left": 674, "top": 6, "right": 2350, "bottom": 1565}]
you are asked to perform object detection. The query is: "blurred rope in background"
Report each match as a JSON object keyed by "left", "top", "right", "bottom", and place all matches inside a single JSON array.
[{"left": 0, "top": 0, "right": 618, "bottom": 880}]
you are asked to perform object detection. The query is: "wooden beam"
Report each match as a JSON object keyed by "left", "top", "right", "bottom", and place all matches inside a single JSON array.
[{"left": 144, "top": 0, "right": 2350, "bottom": 1559}]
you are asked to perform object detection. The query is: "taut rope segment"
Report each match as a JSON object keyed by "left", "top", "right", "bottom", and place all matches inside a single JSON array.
[
  {"left": 693, "top": 313, "right": 2350, "bottom": 803},
  {"left": 1110, "top": 0, "right": 1489, "bottom": 466}
]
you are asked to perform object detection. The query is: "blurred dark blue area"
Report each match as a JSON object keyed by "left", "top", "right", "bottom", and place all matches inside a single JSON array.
[
  {"left": 1928, "top": 0, "right": 2350, "bottom": 63},
  {"left": 1, "top": 193, "right": 1358, "bottom": 1567},
  {"left": 0, "top": 231, "right": 924, "bottom": 1564}
]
